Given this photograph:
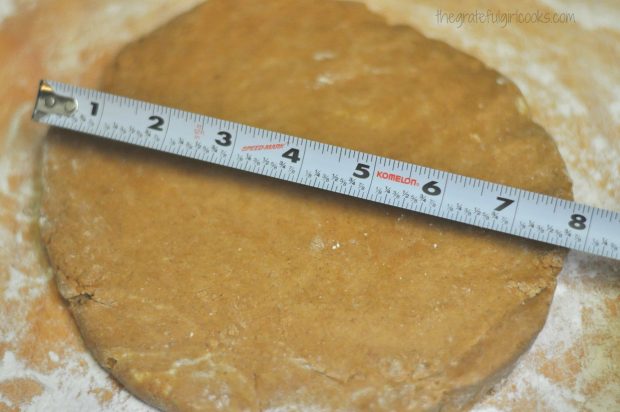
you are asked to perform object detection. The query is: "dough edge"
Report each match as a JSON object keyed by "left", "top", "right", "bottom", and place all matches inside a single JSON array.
[{"left": 39, "top": 1, "right": 572, "bottom": 411}]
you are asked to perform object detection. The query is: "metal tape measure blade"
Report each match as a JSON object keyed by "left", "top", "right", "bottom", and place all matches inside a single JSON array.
[{"left": 32, "top": 80, "right": 620, "bottom": 260}]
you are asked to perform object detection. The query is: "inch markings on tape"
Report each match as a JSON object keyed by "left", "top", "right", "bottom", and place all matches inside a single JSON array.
[{"left": 32, "top": 80, "right": 620, "bottom": 261}]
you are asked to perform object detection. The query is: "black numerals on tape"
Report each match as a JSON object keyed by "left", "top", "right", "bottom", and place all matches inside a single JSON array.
[
  {"left": 422, "top": 181, "right": 442, "bottom": 196},
  {"left": 282, "top": 148, "right": 301, "bottom": 163},
  {"left": 495, "top": 196, "right": 515, "bottom": 211},
  {"left": 90, "top": 102, "right": 99, "bottom": 116},
  {"left": 353, "top": 163, "right": 371, "bottom": 179},
  {"left": 148, "top": 115, "right": 164, "bottom": 131},
  {"left": 215, "top": 131, "right": 232, "bottom": 146},
  {"left": 569, "top": 213, "right": 587, "bottom": 230}
]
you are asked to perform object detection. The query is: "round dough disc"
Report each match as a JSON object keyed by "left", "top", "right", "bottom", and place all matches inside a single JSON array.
[{"left": 41, "top": 0, "right": 572, "bottom": 410}]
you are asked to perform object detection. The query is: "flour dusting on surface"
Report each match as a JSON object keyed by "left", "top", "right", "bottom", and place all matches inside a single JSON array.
[{"left": 1, "top": 0, "right": 619, "bottom": 411}]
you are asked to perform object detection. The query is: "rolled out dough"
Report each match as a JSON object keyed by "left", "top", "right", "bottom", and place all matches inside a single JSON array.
[{"left": 41, "top": 0, "right": 573, "bottom": 410}]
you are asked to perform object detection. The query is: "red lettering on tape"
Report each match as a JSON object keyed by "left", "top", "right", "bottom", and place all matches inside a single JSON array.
[
  {"left": 376, "top": 171, "right": 418, "bottom": 186},
  {"left": 241, "top": 143, "right": 286, "bottom": 152}
]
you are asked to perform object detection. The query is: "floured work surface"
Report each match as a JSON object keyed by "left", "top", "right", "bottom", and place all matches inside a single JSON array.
[{"left": 40, "top": 0, "right": 573, "bottom": 410}]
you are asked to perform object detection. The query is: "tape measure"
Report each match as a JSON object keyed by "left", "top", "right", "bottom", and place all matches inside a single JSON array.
[{"left": 32, "top": 80, "right": 619, "bottom": 261}]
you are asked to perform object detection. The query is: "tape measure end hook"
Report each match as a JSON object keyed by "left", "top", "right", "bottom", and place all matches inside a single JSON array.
[{"left": 32, "top": 80, "right": 78, "bottom": 121}]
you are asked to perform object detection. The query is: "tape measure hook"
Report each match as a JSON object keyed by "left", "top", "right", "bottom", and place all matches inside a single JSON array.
[{"left": 32, "top": 80, "right": 78, "bottom": 120}]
